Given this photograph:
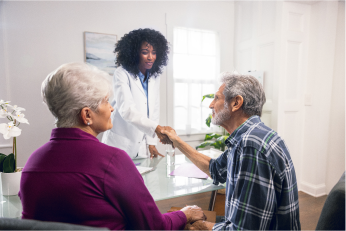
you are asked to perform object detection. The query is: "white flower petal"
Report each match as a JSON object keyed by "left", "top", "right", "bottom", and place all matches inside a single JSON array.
[
  {"left": 12, "top": 105, "right": 25, "bottom": 111},
  {"left": 0, "top": 111, "right": 7, "bottom": 118},
  {"left": 9, "top": 126, "right": 21, "bottom": 137},
  {"left": 3, "top": 132, "right": 11, "bottom": 140},
  {"left": 0, "top": 123, "right": 7, "bottom": 134},
  {"left": 0, "top": 100, "right": 10, "bottom": 106},
  {"left": 17, "top": 117, "right": 29, "bottom": 124}
]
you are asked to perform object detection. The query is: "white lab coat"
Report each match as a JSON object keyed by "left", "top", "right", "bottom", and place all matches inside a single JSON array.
[{"left": 102, "top": 66, "right": 160, "bottom": 159}]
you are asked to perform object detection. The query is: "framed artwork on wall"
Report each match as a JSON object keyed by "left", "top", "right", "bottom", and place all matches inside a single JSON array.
[{"left": 84, "top": 31, "right": 117, "bottom": 76}]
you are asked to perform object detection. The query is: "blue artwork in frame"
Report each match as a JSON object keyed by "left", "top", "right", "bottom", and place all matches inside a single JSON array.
[{"left": 84, "top": 31, "right": 117, "bottom": 75}]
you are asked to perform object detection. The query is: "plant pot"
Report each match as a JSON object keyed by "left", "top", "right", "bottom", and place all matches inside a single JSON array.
[{"left": 1, "top": 172, "right": 22, "bottom": 196}]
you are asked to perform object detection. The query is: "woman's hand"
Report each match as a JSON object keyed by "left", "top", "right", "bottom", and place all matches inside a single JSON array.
[
  {"left": 181, "top": 205, "right": 206, "bottom": 224},
  {"left": 148, "top": 145, "right": 164, "bottom": 159}
]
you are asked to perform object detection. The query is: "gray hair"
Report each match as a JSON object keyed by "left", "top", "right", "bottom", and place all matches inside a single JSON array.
[
  {"left": 41, "top": 62, "right": 112, "bottom": 128},
  {"left": 220, "top": 72, "right": 266, "bottom": 117}
]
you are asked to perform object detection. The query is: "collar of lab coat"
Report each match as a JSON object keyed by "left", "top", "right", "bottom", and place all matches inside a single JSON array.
[{"left": 134, "top": 71, "right": 152, "bottom": 96}]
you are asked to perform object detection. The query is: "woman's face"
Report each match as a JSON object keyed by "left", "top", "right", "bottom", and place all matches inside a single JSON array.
[
  {"left": 138, "top": 42, "right": 156, "bottom": 74},
  {"left": 92, "top": 98, "right": 114, "bottom": 134}
]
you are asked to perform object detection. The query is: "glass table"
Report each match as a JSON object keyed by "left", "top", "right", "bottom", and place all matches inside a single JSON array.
[{"left": 0, "top": 150, "right": 225, "bottom": 218}]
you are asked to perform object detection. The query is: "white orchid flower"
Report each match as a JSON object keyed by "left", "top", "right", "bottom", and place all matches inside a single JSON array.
[
  {"left": 13, "top": 111, "right": 29, "bottom": 124},
  {"left": 9, "top": 105, "right": 25, "bottom": 112},
  {"left": 0, "top": 106, "right": 11, "bottom": 118},
  {"left": 0, "top": 100, "right": 10, "bottom": 106},
  {"left": 0, "top": 122, "right": 22, "bottom": 140}
]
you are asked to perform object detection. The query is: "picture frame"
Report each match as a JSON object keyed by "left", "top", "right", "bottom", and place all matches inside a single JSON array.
[{"left": 84, "top": 31, "right": 117, "bottom": 76}]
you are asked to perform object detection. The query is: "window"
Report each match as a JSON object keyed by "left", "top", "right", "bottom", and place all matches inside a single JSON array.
[{"left": 173, "top": 27, "right": 219, "bottom": 134}]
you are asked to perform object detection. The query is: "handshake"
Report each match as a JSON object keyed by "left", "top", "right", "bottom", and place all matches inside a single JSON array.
[{"left": 155, "top": 125, "right": 177, "bottom": 147}]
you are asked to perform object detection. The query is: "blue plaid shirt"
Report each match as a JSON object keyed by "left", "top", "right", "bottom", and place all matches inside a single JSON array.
[{"left": 210, "top": 116, "right": 300, "bottom": 230}]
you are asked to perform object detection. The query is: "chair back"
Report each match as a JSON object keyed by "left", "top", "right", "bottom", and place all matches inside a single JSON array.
[
  {"left": 0, "top": 218, "right": 109, "bottom": 231},
  {"left": 316, "top": 172, "right": 345, "bottom": 230}
]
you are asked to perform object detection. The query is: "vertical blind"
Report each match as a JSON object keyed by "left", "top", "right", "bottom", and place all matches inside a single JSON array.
[{"left": 173, "top": 27, "right": 218, "bottom": 134}]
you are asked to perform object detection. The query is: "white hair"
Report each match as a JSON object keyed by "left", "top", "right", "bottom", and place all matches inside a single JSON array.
[
  {"left": 41, "top": 62, "right": 112, "bottom": 128},
  {"left": 220, "top": 72, "right": 266, "bottom": 117}
]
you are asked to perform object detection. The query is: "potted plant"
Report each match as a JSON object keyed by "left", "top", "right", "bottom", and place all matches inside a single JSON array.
[
  {"left": 196, "top": 94, "right": 229, "bottom": 151},
  {"left": 0, "top": 100, "right": 29, "bottom": 195}
]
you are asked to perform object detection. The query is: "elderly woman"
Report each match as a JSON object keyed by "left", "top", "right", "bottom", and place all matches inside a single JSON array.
[
  {"left": 19, "top": 63, "right": 205, "bottom": 230},
  {"left": 102, "top": 28, "right": 171, "bottom": 159}
]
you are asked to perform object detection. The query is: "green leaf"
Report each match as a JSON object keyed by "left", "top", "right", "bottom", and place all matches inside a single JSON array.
[
  {"left": 206, "top": 114, "right": 212, "bottom": 127},
  {"left": 216, "top": 135, "right": 229, "bottom": 143},
  {"left": 210, "top": 140, "right": 223, "bottom": 149},
  {"left": 3, "top": 153, "right": 15, "bottom": 173},
  {"left": 196, "top": 141, "right": 215, "bottom": 150},
  {"left": 201, "top": 94, "right": 214, "bottom": 102},
  {"left": 0, "top": 153, "right": 6, "bottom": 172},
  {"left": 204, "top": 133, "right": 222, "bottom": 141}
]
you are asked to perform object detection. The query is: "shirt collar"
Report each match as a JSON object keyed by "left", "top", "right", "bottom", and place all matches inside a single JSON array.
[
  {"left": 50, "top": 128, "right": 99, "bottom": 142},
  {"left": 138, "top": 71, "right": 149, "bottom": 82},
  {"left": 225, "top": 115, "right": 261, "bottom": 148}
]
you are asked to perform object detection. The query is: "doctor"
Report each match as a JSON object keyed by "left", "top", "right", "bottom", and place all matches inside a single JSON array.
[{"left": 102, "top": 28, "right": 171, "bottom": 159}]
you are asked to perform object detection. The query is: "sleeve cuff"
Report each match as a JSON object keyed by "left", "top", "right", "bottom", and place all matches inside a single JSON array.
[
  {"left": 213, "top": 222, "right": 225, "bottom": 231},
  {"left": 146, "top": 137, "right": 158, "bottom": 145},
  {"left": 209, "top": 158, "right": 220, "bottom": 185},
  {"left": 148, "top": 121, "right": 159, "bottom": 138}
]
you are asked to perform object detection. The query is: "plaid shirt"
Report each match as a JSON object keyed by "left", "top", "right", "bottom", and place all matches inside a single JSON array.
[{"left": 210, "top": 116, "right": 300, "bottom": 230}]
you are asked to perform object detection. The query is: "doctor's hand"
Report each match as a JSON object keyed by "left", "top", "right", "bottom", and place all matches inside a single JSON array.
[
  {"left": 148, "top": 145, "right": 164, "bottom": 159},
  {"left": 155, "top": 125, "right": 173, "bottom": 145},
  {"left": 161, "top": 126, "right": 180, "bottom": 144}
]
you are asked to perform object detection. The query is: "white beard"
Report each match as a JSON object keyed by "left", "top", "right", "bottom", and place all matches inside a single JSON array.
[{"left": 211, "top": 107, "right": 231, "bottom": 125}]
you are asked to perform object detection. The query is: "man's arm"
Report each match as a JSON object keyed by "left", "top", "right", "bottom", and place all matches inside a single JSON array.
[
  {"left": 161, "top": 127, "right": 212, "bottom": 177},
  {"left": 186, "top": 221, "right": 215, "bottom": 230}
]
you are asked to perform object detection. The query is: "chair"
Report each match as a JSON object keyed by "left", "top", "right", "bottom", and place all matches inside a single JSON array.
[
  {"left": 315, "top": 172, "right": 345, "bottom": 230},
  {"left": 0, "top": 218, "right": 109, "bottom": 230}
]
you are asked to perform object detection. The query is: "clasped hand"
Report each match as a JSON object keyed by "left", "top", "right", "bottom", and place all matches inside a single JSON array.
[
  {"left": 155, "top": 125, "right": 175, "bottom": 147},
  {"left": 181, "top": 205, "right": 206, "bottom": 224}
]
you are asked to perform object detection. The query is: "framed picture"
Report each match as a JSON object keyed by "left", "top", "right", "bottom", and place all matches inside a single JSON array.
[{"left": 84, "top": 32, "right": 117, "bottom": 76}]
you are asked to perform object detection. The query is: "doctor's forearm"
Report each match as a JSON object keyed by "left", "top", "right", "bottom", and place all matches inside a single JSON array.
[{"left": 174, "top": 138, "right": 211, "bottom": 177}]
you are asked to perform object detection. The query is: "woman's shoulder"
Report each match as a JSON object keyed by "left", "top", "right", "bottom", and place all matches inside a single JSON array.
[
  {"left": 99, "top": 142, "right": 127, "bottom": 156},
  {"left": 100, "top": 143, "right": 137, "bottom": 171},
  {"left": 115, "top": 66, "right": 132, "bottom": 75},
  {"left": 114, "top": 66, "right": 136, "bottom": 80}
]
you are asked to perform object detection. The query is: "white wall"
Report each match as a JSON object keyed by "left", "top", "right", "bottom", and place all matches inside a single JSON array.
[
  {"left": 325, "top": 1, "right": 345, "bottom": 193},
  {"left": 0, "top": 1, "right": 234, "bottom": 166},
  {"left": 0, "top": 1, "right": 12, "bottom": 155},
  {"left": 301, "top": 0, "right": 338, "bottom": 196},
  {"left": 234, "top": 1, "right": 282, "bottom": 132},
  {"left": 234, "top": 1, "right": 345, "bottom": 196}
]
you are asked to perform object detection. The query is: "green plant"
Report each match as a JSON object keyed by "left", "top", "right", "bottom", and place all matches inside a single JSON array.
[
  {"left": 196, "top": 94, "right": 229, "bottom": 151},
  {"left": 0, "top": 153, "right": 15, "bottom": 173}
]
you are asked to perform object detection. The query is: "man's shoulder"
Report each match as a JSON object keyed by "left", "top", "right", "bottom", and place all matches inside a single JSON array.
[
  {"left": 239, "top": 121, "right": 292, "bottom": 176},
  {"left": 240, "top": 121, "right": 280, "bottom": 152}
]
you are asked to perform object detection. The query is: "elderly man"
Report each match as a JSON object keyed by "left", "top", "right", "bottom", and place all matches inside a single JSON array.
[{"left": 162, "top": 73, "right": 301, "bottom": 230}]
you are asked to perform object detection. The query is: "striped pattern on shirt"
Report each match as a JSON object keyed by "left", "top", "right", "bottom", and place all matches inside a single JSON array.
[{"left": 209, "top": 115, "right": 300, "bottom": 230}]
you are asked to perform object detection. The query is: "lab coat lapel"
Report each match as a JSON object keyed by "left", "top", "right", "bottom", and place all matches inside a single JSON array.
[
  {"left": 134, "top": 75, "right": 145, "bottom": 96},
  {"left": 148, "top": 77, "right": 155, "bottom": 115}
]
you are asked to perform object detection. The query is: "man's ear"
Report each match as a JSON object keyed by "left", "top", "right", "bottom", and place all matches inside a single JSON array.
[
  {"left": 80, "top": 107, "right": 92, "bottom": 125},
  {"left": 230, "top": 95, "right": 244, "bottom": 112}
]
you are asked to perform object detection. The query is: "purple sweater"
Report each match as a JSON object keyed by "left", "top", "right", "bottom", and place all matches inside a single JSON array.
[{"left": 19, "top": 128, "right": 186, "bottom": 230}]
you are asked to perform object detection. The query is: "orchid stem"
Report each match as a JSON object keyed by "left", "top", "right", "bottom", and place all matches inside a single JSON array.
[
  {"left": 13, "top": 120, "right": 17, "bottom": 171},
  {"left": 14, "top": 137, "right": 17, "bottom": 171}
]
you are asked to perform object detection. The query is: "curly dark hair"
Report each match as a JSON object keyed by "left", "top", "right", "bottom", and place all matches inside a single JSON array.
[{"left": 114, "top": 28, "right": 169, "bottom": 78}]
